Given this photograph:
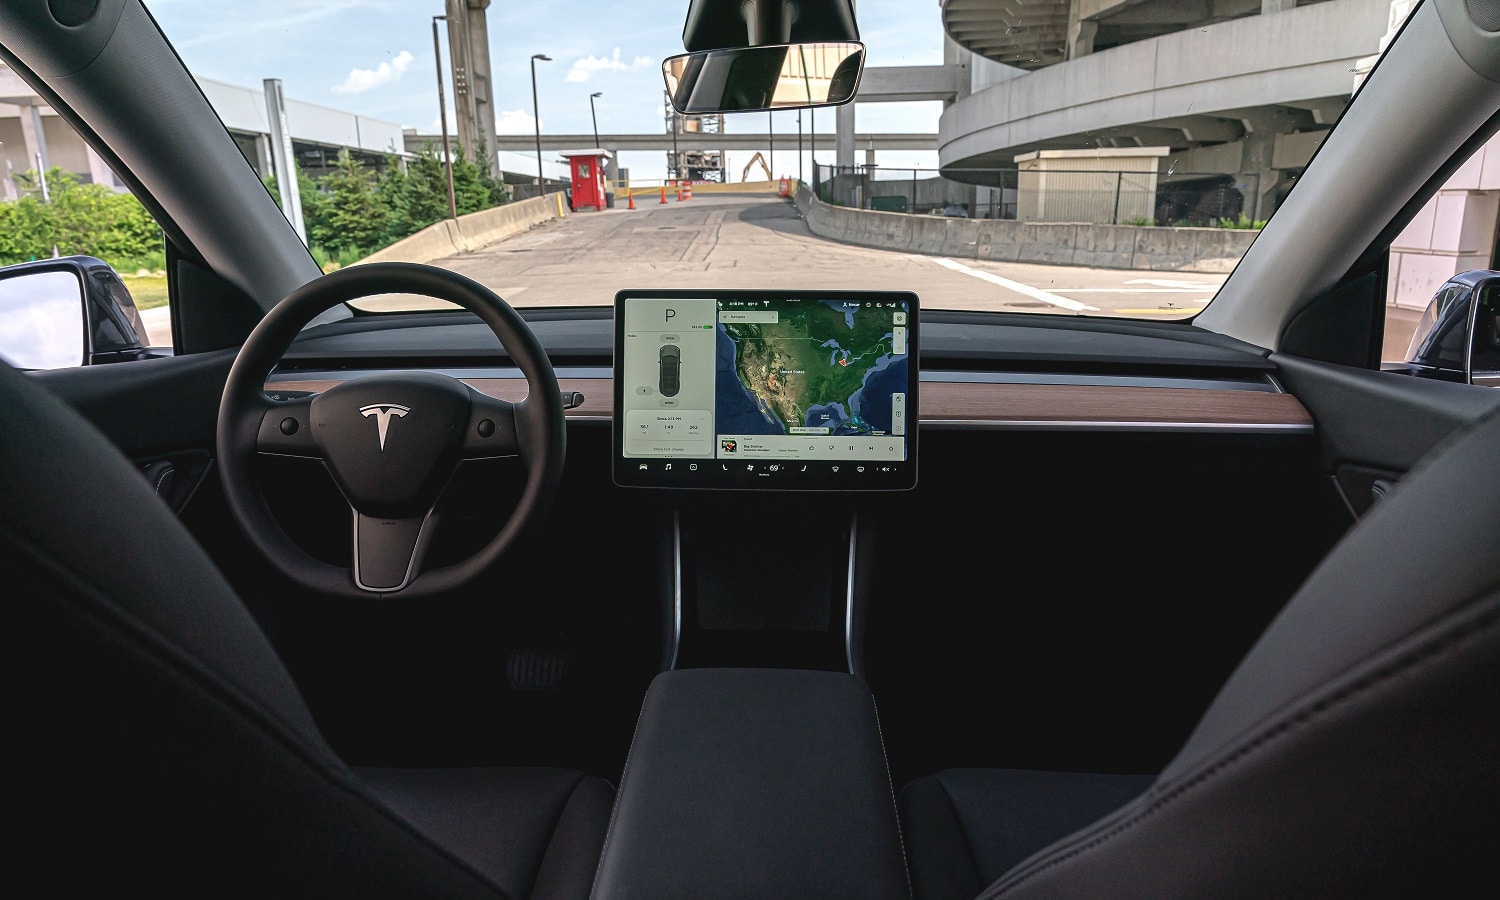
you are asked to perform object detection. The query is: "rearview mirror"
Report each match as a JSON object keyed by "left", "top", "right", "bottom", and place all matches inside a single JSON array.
[{"left": 663, "top": 42, "right": 864, "bottom": 115}]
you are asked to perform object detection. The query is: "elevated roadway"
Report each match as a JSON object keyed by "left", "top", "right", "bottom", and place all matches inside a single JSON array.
[{"left": 405, "top": 132, "right": 938, "bottom": 154}]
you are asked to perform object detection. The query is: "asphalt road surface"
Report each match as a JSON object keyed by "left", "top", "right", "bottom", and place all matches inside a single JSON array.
[{"left": 417, "top": 194, "right": 1225, "bottom": 319}]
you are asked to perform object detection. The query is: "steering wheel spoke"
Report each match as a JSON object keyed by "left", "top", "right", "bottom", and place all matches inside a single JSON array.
[
  {"left": 462, "top": 390, "right": 521, "bottom": 459},
  {"left": 255, "top": 395, "right": 320, "bottom": 457},
  {"left": 353, "top": 510, "right": 435, "bottom": 593}
]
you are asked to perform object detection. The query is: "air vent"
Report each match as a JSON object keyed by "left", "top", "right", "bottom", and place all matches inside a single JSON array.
[{"left": 1466, "top": 0, "right": 1500, "bottom": 32}]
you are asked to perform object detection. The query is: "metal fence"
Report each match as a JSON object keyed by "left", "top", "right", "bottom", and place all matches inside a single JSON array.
[{"left": 812, "top": 164, "right": 1263, "bottom": 226}]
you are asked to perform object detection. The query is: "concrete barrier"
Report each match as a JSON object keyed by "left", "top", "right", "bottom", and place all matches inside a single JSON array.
[
  {"left": 795, "top": 184, "right": 1255, "bottom": 273},
  {"left": 356, "top": 192, "right": 570, "bottom": 265}
]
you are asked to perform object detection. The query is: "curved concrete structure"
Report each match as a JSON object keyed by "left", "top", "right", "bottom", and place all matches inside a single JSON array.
[{"left": 939, "top": 0, "right": 1390, "bottom": 171}]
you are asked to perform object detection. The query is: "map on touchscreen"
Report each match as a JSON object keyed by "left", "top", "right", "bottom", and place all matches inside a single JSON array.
[{"left": 716, "top": 297, "right": 906, "bottom": 439}]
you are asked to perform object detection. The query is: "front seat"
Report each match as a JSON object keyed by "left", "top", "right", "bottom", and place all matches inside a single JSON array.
[
  {"left": 900, "top": 403, "right": 1500, "bottom": 897},
  {"left": 1, "top": 359, "right": 613, "bottom": 898}
]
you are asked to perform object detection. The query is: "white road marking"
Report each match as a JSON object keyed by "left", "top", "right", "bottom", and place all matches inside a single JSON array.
[
  {"left": 930, "top": 257, "right": 1099, "bottom": 311},
  {"left": 1040, "top": 287, "right": 1217, "bottom": 294},
  {"left": 1123, "top": 278, "right": 1220, "bottom": 289}
]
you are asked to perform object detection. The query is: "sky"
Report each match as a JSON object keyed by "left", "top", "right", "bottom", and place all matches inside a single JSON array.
[{"left": 141, "top": 0, "right": 946, "bottom": 182}]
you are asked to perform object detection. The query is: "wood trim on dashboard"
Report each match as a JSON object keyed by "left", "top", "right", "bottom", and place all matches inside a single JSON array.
[{"left": 267, "top": 377, "right": 1312, "bottom": 428}]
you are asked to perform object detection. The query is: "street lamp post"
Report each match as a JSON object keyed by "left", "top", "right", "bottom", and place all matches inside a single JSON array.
[
  {"left": 431, "top": 15, "right": 457, "bottom": 219},
  {"left": 530, "top": 53, "right": 551, "bottom": 196},
  {"left": 797, "top": 110, "right": 803, "bottom": 183},
  {"left": 589, "top": 91, "right": 602, "bottom": 149}
]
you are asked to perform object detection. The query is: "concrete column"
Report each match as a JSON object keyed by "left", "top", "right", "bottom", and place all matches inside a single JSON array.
[
  {"left": 836, "top": 101, "right": 855, "bottom": 170},
  {"left": 445, "top": 0, "right": 497, "bottom": 175},
  {"left": 1066, "top": 6, "right": 1097, "bottom": 61},
  {"left": 464, "top": 0, "right": 496, "bottom": 175},
  {"left": 19, "top": 103, "right": 49, "bottom": 172},
  {"left": 865, "top": 145, "right": 876, "bottom": 168},
  {"left": 252, "top": 133, "right": 274, "bottom": 180},
  {"left": 83, "top": 144, "right": 117, "bottom": 190},
  {"left": 1237, "top": 111, "right": 1286, "bottom": 221},
  {"left": 1261, "top": 0, "right": 1296, "bottom": 13},
  {"left": 943, "top": 36, "right": 971, "bottom": 106}
]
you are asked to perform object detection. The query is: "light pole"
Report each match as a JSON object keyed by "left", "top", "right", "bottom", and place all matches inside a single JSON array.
[
  {"left": 768, "top": 109, "right": 774, "bottom": 178},
  {"left": 530, "top": 53, "right": 551, "bottom": 196},
  {"left": 589, "top": 91, "right": 602, "bottom": 149},
  {"left": 797, "top": 110, "right": 803, "bottom": 183},
  {"left": 432, "top": 15, "right": 457, "bottom": 219}
]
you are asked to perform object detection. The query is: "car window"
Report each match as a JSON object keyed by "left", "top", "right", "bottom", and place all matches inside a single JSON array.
[
  {"left": 128, "top": 0, "right": 1416, "bottom": 325},
  {"left": 0, "top": 60, "right": 170, "bottom": 358}
]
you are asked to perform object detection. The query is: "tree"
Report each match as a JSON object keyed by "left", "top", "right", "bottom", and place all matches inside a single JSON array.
[{"left": 308, "top": 150, "right": 389, "bottom": 254}]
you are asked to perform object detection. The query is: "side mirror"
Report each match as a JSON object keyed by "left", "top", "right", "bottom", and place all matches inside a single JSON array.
[
  {"left": 1401, "top": 272, "right": 1500, "bottom": 386},
  {"left": 663, "top": 41, "right": 864, "bottom": 115},
  {"left": 0, "top": 255, "right": 148, "bottom": 370}
]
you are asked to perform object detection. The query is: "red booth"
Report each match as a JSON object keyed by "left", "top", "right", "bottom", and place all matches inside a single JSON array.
[{"left": 558, "top": 149, "right": 613, "bottom": 212}]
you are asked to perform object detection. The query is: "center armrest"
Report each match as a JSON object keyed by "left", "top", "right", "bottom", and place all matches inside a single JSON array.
[{"left": 590, "top": 667, "right": 910, "bottom": 900}]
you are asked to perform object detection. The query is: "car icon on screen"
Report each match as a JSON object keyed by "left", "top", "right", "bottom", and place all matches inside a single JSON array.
[{"left": 659, "top": 344, "right": 681, "bottom": 397}]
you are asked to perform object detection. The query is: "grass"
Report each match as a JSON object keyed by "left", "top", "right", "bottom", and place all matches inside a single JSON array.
[{"left": 121, "top": 274, "right": 170, "bottom": 310}]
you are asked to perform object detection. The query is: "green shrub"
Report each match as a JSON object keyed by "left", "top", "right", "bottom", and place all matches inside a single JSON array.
[
  {"left": 0, "top": 167, "right": 165, "bottom": 267},
  {"left": 1215, "top": 214, "right": 1268, "bottom": 230}
]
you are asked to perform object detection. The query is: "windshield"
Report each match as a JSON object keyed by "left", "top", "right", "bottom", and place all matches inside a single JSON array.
[{"left": 13, "top": 2, "right": 1403, "bottom": 327}]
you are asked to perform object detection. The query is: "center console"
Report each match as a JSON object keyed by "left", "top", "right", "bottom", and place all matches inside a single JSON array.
[{"left": 590, "top": 668, "right": 910, "bottom": 900}]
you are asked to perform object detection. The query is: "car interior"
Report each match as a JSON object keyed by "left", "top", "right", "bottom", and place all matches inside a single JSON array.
[{"left": 3, "top": 0, "right": 1499, "bottom": 897}]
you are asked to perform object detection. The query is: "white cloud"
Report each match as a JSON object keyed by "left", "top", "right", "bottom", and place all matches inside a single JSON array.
[
  {"left": 332, "top": 49, "right": 413, "bottom": 94},
  {"left": 565, "top": 48, "right": 653, "bottom": 83},
  {"left": 496, "top": 108, "right": 539, "bottom": 134}
]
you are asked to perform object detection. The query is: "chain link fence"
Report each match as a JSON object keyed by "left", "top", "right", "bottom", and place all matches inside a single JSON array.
[{"left": 811, "top": 164, "right": 1263, "bottom": 226}]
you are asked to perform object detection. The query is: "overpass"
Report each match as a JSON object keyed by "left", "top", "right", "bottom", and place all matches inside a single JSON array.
[
  {"left": 404, "top": 63, "right": 955, "bottom": 167},
  {"left": 405, "top": 132, "right": 938, "bottom": 155}
]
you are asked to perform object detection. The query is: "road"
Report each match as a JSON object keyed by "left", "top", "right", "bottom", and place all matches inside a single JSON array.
[
  {"left": 140, "top": 193, "right": 1422, "bottom": 359},
  {"left": 412, "top": 194, "right": 1226, "bottom": 320}
]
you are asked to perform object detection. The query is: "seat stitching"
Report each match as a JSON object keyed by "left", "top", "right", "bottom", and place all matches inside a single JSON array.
[{"left": 867, "top": 689, "right": 916, "bottom": 898}]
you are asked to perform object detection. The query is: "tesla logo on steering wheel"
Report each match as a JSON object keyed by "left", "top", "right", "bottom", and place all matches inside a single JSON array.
[{"left": 359, "top": 404, "right": 410, "bottom": 452}]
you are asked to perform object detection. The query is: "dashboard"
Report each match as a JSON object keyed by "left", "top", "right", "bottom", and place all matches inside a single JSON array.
[{"left": 266, "top": 306, "right": 1314, "bottom": 441}]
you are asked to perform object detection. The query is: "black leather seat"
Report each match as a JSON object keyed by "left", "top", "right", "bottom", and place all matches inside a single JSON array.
[
  {"left": 1, "top": 359, "right": 612, "bottom": 898},
  {"left": 901, "top": 405, "right": 1500, "bottom": 898}
]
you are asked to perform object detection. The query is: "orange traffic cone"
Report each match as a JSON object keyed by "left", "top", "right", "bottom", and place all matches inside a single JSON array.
[
  {"left": 676, "top": 181, "right": 683, "bottom": 201},
  {"left": 660, "top": 184, "right": 668, "bottom": 204},
  {"left": 628, "top": 189, "right": 636, "bottom": 210}
]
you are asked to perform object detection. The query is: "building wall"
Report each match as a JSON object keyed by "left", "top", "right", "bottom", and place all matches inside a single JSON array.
[{"left": 1389, "top": 131, "right": 1500, "bottom": 309}]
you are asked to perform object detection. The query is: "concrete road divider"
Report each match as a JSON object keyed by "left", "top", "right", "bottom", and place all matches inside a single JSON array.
[
  {"left": 355, "top": 193, "right": 570, "bottom": 265},
  {"left": 793, "top": 184, "right": 1254, "bottom": 273}
]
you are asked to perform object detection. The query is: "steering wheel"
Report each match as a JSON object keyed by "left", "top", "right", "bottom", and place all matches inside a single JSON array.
[{"left": 217, "top": 262, "right": 566, "bottom": 599}]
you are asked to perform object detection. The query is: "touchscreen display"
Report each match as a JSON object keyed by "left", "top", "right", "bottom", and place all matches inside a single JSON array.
[{"left": 613, "top": 289, "right": 917, "bottom": 490}]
